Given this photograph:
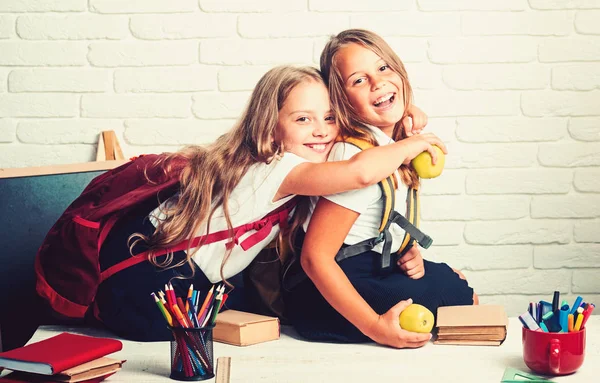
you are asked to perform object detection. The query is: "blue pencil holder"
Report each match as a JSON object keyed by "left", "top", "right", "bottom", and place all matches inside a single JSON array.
[{"left": 168, "top": 325, "right": 215, "bottom": 381}]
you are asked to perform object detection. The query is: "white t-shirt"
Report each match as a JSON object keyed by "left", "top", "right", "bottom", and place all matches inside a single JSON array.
[
  {"left": 305, "top": 126, "right": 409, "bottom": 254},
  {"left": 150, "top": 152, "right": 307, "bottom": 283}
]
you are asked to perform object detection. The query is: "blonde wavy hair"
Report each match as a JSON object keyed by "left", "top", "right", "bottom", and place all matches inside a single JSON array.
[
  {"left": 134, "top": 66, "right": 320, "bottom": 285},
  {"left": 320, "top": 29, "right": 419, "bottom": 188}
]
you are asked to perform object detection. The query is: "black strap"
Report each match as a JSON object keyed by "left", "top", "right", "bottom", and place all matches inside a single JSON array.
[{"left": 387, "top": 211, "right": 433, "bottom": 250}]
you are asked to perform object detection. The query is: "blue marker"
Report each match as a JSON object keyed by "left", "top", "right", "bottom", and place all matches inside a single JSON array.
[
  {"left": 559, "top": 305, "right": 569, "bottom": 332},
  {"left": 571, "top": 296, "right": 583, "bottom": 315}
]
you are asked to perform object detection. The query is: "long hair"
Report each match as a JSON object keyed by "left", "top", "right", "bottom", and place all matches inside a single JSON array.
[
  {"left": 320, "top": 29, "right": 419, "bottom": 188},
  {"left": 134, "top": 66, "right": 322, "bottom": 285}
]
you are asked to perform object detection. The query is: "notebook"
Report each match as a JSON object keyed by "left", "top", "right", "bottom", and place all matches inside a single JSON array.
[
  {"left": 435, "top": 305, "right": 508, "bottom": 346},
  {"left": 0, "top": 333, "right": 122, "bottom": 375}
]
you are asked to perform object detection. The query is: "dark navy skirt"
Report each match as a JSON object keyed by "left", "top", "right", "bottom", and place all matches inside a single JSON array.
[
  {"left": 94, "top": 201, "right": 248, "bottom": 342},
  {"left": 285, "top": 234, "right": 475, "bottom": 343}
]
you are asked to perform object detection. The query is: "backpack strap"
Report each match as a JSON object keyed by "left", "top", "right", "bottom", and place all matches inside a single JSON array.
[
  {"left": 99, "top": 197, "right": 298, "bottom": 283},
  {"left": 283, "top": 137, "right": 433, "bottom": 290}
]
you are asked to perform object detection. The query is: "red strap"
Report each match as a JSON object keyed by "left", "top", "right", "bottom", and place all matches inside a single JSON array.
[{"left": 99, "top": 197, "right": 298, "bottom": 282}]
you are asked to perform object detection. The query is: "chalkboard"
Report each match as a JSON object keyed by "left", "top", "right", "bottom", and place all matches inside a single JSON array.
[{"left": 0, "top": 161, "right": 126, "bottom": 306}]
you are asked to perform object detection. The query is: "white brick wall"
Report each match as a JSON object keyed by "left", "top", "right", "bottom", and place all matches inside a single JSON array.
[{"left": 0, "top": 1, "right": 598, "bottom": 316}]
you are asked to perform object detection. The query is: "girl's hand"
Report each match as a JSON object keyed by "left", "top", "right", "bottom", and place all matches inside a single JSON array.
[
  {"left": 402, "top": 105, "right": 428, "bottom": 137},
  {"left": 366, "top": 298, "right": 432, "bottom": 349},
  {"left": 400, "top": 133, "right": 448, "bottom": 165},
  {"left": 398, "top": 246, "right": 425, "bottom": 279}
]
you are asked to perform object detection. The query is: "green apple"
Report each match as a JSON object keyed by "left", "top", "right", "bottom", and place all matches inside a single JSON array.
[{"left": 411, "top": 145, "right": 445, "bottom": 179}]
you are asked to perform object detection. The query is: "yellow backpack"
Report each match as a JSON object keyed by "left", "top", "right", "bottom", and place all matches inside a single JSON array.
[
  {"left": 282, "top": 137, "right": 433, "bottom": 291},
  {"left": 332, "top": 137, "right": 433, "bottom": 273}
]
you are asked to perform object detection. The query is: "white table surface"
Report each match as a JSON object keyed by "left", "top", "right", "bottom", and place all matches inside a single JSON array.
[{"left": 3, "top": 316, "right": 598, "bottom": 383}]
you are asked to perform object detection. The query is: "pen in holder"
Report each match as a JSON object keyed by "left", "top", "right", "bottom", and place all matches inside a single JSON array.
[{"left": 169, "top": 325, "right": 215, "bottom": 381}]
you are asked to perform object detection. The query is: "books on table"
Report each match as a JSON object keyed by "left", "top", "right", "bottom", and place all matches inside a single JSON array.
[
  {"left": 0, "top": 333, "right": 124, "bottom": 382},
  {"left": 435, "top": 305, "right": 508, "bottom": 346}
]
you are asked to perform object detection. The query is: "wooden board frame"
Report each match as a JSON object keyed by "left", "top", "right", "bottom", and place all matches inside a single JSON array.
[{"left": 0, "top": 160, "right": 127, "bottom": 179}]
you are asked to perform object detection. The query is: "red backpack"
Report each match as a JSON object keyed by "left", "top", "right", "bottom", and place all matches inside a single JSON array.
[{"left": 34, "top": 154, "right": 296, "bottom": 320}]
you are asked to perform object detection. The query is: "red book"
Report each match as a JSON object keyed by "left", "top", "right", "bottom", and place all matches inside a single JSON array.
[{"left": 0, "top": 333, "right": 122, "bottom": 375}]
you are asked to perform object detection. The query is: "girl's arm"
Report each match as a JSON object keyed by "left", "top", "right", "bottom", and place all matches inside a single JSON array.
[
  {"left": 402, "top": 104, "right": 428, "bottom": 137},
  {"left": 301, "top": 198, "right": 431, "bottom": 349},
  {"left": 276, "top": 133, "right": 446, "bottom": 200}
]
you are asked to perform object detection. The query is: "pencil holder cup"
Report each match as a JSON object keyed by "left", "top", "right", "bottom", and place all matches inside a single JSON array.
[
  {"left": 169, "top": 326, "right": 215, "bottom": 381},
  {"left": 522, "top": 327, "right": 586, "bottom": 376}
]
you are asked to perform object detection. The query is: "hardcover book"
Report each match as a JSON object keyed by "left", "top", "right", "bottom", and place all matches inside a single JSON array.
[{"left": 0, "top": 333, "right": 122, "bottom": 375}]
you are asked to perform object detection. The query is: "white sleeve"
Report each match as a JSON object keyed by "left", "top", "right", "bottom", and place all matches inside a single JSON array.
[
  {"left": 322, "top": 142, "right": 376, "bottom": 214},
  {"left": 257, "top": 152, "right": 308, "bottom": 204}
]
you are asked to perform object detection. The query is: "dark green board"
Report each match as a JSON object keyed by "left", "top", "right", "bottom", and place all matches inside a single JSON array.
[{"left": 0, "top": 163, "right": 121, "bottom": 307}]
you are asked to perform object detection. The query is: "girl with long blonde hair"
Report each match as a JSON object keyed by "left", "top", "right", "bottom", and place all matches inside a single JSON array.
[
  {"left": 5, "top": 64, "right": 436, "bottom": 344},
  {"left": 286, "top": 30, "right": 477, "bottom": 349}
]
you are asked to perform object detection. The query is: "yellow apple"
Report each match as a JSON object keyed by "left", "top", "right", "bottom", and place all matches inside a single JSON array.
[
  {"left": 399, "top": 303, "right": 435, "bottom": 333},
  {"left": 411, "top": 145, "right": 445, "bottom": 179}
]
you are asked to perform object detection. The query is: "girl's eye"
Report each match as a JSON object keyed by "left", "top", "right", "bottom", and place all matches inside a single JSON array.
[
  {"left": 296, "top": 116, "right": 309, "bottom": 122},
  {"left": 379, "top": 65, "right": 389, "bottom": 72},
  {"left": 325, "top": 115, "right": 335, "bottom": 122},
  {"left": 353, "top": 78, "right": 364, "bottom": 86}
]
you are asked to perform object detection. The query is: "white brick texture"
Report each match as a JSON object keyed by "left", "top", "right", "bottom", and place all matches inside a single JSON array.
[
  {"left": 130, "top": 14, "right": 236, "bottom": 40},
  {"left": 0, "top": 94, "right": 78, "bottom": 117},
  {"left": 192, "top": 92, "right": 251, "bottom": 119},
  {"left": 466, "top": 170, "right": 573, "bottom": 195},
  {"left": 539, "top": 38, "right": 600, "bottom": 62},
  {"left": 201, "top": 39, "right": 312, "bottom": 65},
  {"left": 522, "top": 91, "right": 600, "bottom": 117},
  {"left": 457, "top": 118, "right": 566, "bottom": 142},
  {"left": 529, "top": 0, "right": 600, "bottom": 10},
  {"left": 0, "top": 16, "right": 13, "bottom": 39},
  {"left": 350, "top": 13, "right": 460, "bottom": 37},
  {"left": 443, "top": 64, "right": 549, "bottom": 90},
  {"left": 574, "top": 220, "right": 600, "bottom": 242},
  {"left": 239, "top": 14, "right": 349, "bottom": 38},
  {"left": 88, "top": 42, "right": 198, "bottom": 67},
  {"left": 114, "top": 67, "right": 218, "bottom": 93},
  {"left": 124, "top": 119, "right": 233, "bottom": 145},
  {"left": 429, "top": 38, "right": 537, "bottom": 63},
  {"left": 0, "top": 119, "right": 16, "bottom": 143},
  {"left": 17, "top": 119, "right": 123, "bottom": 144},
  {"left": 0, "top": 0, "right": 85, "bottom": 12},
  {"left": 538, "top": 143, "right": 600, "bottom": 166},
  {"left": 200, "top": 0, "right": 306, "bottom": 12},
  {"left": 419, "top": 0, "right": 527, "bottom": 11},
  {"left": 552, "top": 64, "right": 600, "bottom": 90},
  {"left": 534, "top": 244, "right": 600, "bottom": 268},
  {"left": 462, "top": 12, "right": 572, "bottom": 36},
  {"left": 465, "top": 221, "right": 571, "bottom": 245},
  {"left": 574, "top": 169, "right": 600, "bottom": 191},
  {"left": 0, "top": 42, "right": 87, "bottom": 66},
  {"left": 9, "top": 69, "right": 112, "bottom": 92},
  {"left": 17, "top": 15, "right": 129, "bottom": 40},
  {"left": 90, "top": 0, "right": 197, "bottom": 14},
  {"left": 1, "top": 3, "right": 598, "bottom": 312},
  {"left": 310, "top": 0, "right": 412, "bottom": 12},
  {"left": 575, "top": 11, "right": 600, "bottom": 34},
  {"left": 81, "top": 95, "right": 192, "bottom": 118},
  {"left": 569, "top": 118, "right": 600, "bottom": 141}
]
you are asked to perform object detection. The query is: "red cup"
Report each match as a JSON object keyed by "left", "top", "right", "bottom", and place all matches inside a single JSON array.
[{"left": 522, "top": 327, "right": 586, "bottom": 376}]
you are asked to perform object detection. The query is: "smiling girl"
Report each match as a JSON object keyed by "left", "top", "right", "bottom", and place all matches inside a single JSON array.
[
  {"left": 285, "top": 30, "right": 477, "bottom": 349},
  {"left": 3, "top": 65, "right": 441, "bottom": 349}
]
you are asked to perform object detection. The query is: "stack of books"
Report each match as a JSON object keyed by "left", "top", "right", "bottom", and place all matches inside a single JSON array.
[
  {"left": 0, "top": 333, "right": 124, "bottom": 382},
  {"left": 435, "top": 305, "right": 508, "bottom": 346}
]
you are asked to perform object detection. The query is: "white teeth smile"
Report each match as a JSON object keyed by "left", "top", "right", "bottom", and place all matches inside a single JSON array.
[
  {"left": 306, "top": 143, "right": 327, "bottom": 152},
  {"left": 374, "top": 93, "right": 394, "bottom": 106}
]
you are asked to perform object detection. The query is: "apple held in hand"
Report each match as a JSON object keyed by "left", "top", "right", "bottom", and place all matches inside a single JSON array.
[
  {"left": 411, "top": 145, "right": 445, "bottom": 179},
  {"left": 399, "top": 304, "right": 435, "bottom": 333}
]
